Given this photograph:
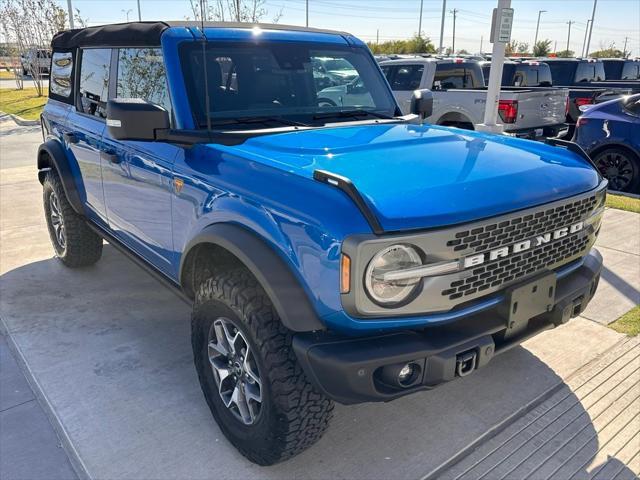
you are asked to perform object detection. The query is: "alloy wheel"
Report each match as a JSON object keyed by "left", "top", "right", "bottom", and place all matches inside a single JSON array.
[
  {"left": 595, "top": 151, "right": 636, "bottom": 192},
  {"left": 207, "top": 317, "right": 263, "bottom": 425},
  {"left": 49, "top": 191, "right": 66, "bottom": 251}
]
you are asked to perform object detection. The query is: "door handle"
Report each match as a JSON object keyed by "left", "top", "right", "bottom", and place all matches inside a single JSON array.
[
  {"left": 102, "top": 151, "right": 122, "bottom": 164},
  {"left": 63, "top": 132, "right": 78, "bottom": 144}
]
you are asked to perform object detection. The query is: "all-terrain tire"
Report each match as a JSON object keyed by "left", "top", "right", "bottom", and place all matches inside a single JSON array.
[
  {"left": 43, "top": 171, "right": 103, "bottom": 267},
  {"left": 192, "top": 268, "right": 334, "bottom": 465}
]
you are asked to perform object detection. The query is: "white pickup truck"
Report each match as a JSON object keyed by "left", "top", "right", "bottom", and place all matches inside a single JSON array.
[{"left": 378, "top": 57, "right": 569, "bottom": 139}]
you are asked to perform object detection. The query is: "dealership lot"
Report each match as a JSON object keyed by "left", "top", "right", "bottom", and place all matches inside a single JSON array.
[{"left": 0, "top": 115, "right": 638, "bottom": 479}]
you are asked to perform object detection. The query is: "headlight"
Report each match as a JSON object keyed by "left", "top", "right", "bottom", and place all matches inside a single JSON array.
[{"left": 364, "top": 244, "right": 423, "bottom": 306}]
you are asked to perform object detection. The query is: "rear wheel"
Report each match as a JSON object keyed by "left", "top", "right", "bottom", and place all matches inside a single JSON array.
[
  {"left": 593, "top": 147, "right": 640, "bottom": 193},
  {"left": 43, "top": 171, "right": 103, "bottom": 267},
  {"left": 192, "top": 268, "right": 334, "bottom": 465}
]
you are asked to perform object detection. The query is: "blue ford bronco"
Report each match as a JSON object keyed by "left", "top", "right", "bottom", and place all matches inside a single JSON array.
[{"left": 39, "top": 21, "right": 606, "bottom": 465}]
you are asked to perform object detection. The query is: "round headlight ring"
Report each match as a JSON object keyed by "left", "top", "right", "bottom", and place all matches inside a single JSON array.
[{"left": 364, "top": 244, "right": 423, "bottom": 306}]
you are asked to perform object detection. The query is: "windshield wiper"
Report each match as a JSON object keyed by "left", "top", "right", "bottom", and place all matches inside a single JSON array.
[
  {"left": 312, "top": 109, "right": 395, "bottom": 121},
  {"left": 206, "top": 116, "right": 310, "bottom": 128}
]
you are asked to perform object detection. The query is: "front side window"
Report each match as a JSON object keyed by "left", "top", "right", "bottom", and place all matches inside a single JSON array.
[
  {"left": 623, "top": 96, "right": 640, "bottom": 115},
  {"left": 116, "top": 48, "right": 172, "bottom": 119},
  {"left": 50, "top": 51, "right": 73, "bottom": 98},
  {"left": 180, "top": 41, "right": 396, "bottom": 128},
  {"left": 78, "top": 48, "right": 111, "bottom": 118}
]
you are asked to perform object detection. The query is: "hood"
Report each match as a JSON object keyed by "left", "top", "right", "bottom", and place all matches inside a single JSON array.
[{"left": 223, "top": 124, "right": 601, "bottom": 232}]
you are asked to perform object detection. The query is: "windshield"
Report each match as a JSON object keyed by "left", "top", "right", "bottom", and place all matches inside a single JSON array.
[{"left": 180, "top": 41, "right": 397, "bottom": 129}]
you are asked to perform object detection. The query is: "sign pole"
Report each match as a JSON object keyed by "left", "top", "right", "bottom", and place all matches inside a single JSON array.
[{"left": 478, "top": 0, "right": 512, "bottom": 134}]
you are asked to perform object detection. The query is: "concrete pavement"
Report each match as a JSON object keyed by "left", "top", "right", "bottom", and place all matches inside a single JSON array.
[{"left": 1, "top": 115, "right": 638, "bottom": 479}]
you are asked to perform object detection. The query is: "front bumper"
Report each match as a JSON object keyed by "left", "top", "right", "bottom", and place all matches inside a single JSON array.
[{"left": 293, "top": 249, "right": 602, "bottom": 405}]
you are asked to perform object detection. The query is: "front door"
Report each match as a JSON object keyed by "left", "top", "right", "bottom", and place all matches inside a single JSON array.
[
  {"left": 101, "top": 48, "right": 179, "bottom": 276},
  {"left": 66, "top": 48, "right": 112, "bottom": 224}
]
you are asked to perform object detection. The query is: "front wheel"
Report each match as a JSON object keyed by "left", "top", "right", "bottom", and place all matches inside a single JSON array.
[
  {"left": 192, "top": 269, "right": 334, "bottom": 465},
  {"left": 43, "top": 171, "right": 103, "bottom": 267},
  {"left": 593, "top": 147, "right": 640, "bottom": 194}
]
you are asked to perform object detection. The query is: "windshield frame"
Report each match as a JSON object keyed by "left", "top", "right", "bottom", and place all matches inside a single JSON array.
[{"left": 178, "top": 39, "right": 399, "bottom": 131}]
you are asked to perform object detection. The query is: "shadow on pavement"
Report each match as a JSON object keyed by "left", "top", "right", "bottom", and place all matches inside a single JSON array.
[{"left": 0, "top": 245, "right": 637, "bottom": 480}]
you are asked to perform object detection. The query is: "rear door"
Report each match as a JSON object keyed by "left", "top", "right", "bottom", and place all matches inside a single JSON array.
[
  {"left": 65, "top": 48, "right": 111, "bottom": 225},
  {"left": 100, "top": 47, "right": 179, "bottom": 276},
  {"left": 381, "top": 63, "right": 424, "bottom": 114}
]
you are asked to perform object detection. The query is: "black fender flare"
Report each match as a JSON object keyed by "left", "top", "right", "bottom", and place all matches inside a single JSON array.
[
  {"left": 180, "top": 223, "right": 326, "bottom": 332},
  {"left": 37, "top": 139, "right": 85, "bottom": 215}
]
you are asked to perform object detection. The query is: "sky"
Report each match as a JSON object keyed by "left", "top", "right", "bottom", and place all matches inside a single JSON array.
[{"left": 48, "top": 0, "right": 640, "bottom": 56}]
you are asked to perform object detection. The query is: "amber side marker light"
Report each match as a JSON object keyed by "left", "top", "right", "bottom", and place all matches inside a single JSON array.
[{"left": 340, "top": 254, "right": 351, "bottom": 294}]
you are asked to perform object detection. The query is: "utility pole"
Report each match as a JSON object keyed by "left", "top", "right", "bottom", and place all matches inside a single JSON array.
[
  {"left": 376, "top": 29, "right": 379, "bottom": 44},
  {"left": 581, "top": 19, "right": 591, "bottom": 57},
  {"left": 122, "top": 9, "right": 132, "bottom": 21},
  {"left": 566, "top": 21, "right": 575, "bottom": 53},
  {"left": 418, "top": 0, "right": 424, "bottom": 37},
  {"left": 554, "top": 40, "right": 557, "bottom": 53},
  {"left": 480, "top": 35, "right": 483, "bottom": 54},
  {"left": 306, "top": 0, "right": 309, "bottom": 27},
  {"left": 67, "top": 0, "right": 74, "bottom": 28},
  {"left": 533, "top": 10, "right": 546, "bottom": 48},
  {"left": 450, "top": 8, "right": 458, "bottom": 54},
  {"left": 137, "top": 0, "right": 142, "bottom": 21},
  {"left": 438, "top": 0, "right": 446, "bottom": 54},
  {"left": 623, "top": 36, "right": 629, "bottom": 57},
  {"left": 585, "top": 0, "right": 597, "bottom": 57}
]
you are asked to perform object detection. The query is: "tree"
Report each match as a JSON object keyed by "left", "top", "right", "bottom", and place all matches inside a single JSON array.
[
  {"left": 590, "top": 49, "right": 625, "bottom": 58},
  {"left": 533, "top": 39, "right": 552, "bottom": 57},
  {"left": 74, "top": 8, "right": 89, "bottom": 28},
  {"left": 457, "top": 49, "right": 469, "bottom": 55},
  {"left": 517, "top": 42, "right": 529, "bottom": 54},
  {"left": 188, "top": 0, "right": 282, "bottom": 23},
  {"left": 555, "top": 49, "right": 575, "bottom": 58},
  {"left": 0, "top": 0, "right": 67, "bottom": 94},
  {"left": 367, "top": 36, "right": 436, "bottom": 55}
]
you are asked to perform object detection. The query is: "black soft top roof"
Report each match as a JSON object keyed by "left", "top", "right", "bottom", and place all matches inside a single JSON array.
[{"left": 51, "top": 21, "right": 349, "bottom": 49}]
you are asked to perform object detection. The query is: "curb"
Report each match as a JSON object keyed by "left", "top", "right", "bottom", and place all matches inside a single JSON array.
[
  {"left": 0, "top": 111, "right": 40, "bottom": 126},
  {"left": 0, "top": 318, "right": 91, "bottom": 480}
]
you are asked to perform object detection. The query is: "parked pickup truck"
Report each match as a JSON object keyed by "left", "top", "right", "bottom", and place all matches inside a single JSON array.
[
  {"left": 20, "top": 48, "right": 51, "bottom": 76},
  {"left": 481, "top": 59, "right": 624, "bottom": 130},
  {"left": 40, "top": 22, "right": 605, "bottom": 465},
  {"left": 601, "top": 58, "right": 640, "bottom": 81},
  {"left": 544, "top": 58, "right": 639, "bottom": 93},
  {"left": 380, "top": 57, "right": 569, "bottom": 139}
]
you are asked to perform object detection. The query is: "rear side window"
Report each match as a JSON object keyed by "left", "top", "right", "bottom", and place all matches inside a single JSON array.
[
  {"left": 546, "top": 62, "right": 575, "bottom": 85},
  {"left": 116, "top": 48, "right": 172, "bottom": 119},
  {"left": 575, "top": 62, "right": 595, "bottom": 82},
  {"left": 385, "top": 64, "right": 424, "bottom": 91},
  {"left": 623, "top": 96, "right": 640, "bottom": 115},
  {"left": 78, "top": 48, "right": 111, "bottom": 118},
  {"left": 50, "top": 51, "right": 73, "bottom": 99},
  {"left": 433, "top": 63, "right": 482, "bottom": 89}
]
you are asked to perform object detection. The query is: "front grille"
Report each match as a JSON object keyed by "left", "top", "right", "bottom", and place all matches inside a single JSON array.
[
  {"left": 445, "top": 195, "right": 598, "bottom": 255},
  {"left": 442, "top": 234, "right": 590, "bottom": 300}
]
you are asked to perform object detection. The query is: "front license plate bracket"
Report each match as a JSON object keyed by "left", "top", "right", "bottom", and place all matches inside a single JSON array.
[{"left": 499, "top": 271, "right": 557, "bottom": 338}]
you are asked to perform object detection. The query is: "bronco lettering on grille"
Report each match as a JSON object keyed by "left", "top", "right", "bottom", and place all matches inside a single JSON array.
[{"left": 462, "top": 221, "right": 584, "bottom": 269}]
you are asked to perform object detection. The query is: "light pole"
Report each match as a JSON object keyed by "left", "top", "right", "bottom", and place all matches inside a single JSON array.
[
  {"left": 122, "top": 9, "right": 132, "bottom": 22},
  {"left": 533, "top": 10, "right": 546, "bottom": 49},
  {"left": 67, "top": 0, "right": 74, "bottom": 28},
  {"left": 566, "top": 21, "right": 575, "bottom": 53},
  {"left": 585, "top": 0, "right": 597, "bottom": 57},
  {"left": 137, "top": 0, "right": 141, "bottom": 21},
  {"left": 438, "top": 0, "right": 446, "bottom": 54},
  {"left": 306, "top": 0, "right": 309, "bottom": 27},
  {"left": 418, "top": 0, "right": 424, "bottom": 38},
  {"left": 450, "top": 8, "right": 458, "bottom": 54},
  {"left": 581, "top": 19, "right": 591, "bottom": 57}
]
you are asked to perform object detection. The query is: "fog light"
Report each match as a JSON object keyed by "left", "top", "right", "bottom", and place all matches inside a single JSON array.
[{"left": 398, "top": 363, "right": 415, "bottom": 383}]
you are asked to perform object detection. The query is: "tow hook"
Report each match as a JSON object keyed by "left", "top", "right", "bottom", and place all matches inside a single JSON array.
[{"left": 456, "top": 350, "right": 478, "bottom": 377}]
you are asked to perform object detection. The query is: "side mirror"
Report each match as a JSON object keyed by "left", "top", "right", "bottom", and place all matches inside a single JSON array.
[
  {"left": 410, "top": 89, "right": 433, "bottom": 119},
  {"left": 106, "top": 98, "right": 170, "bottom": 141}
]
